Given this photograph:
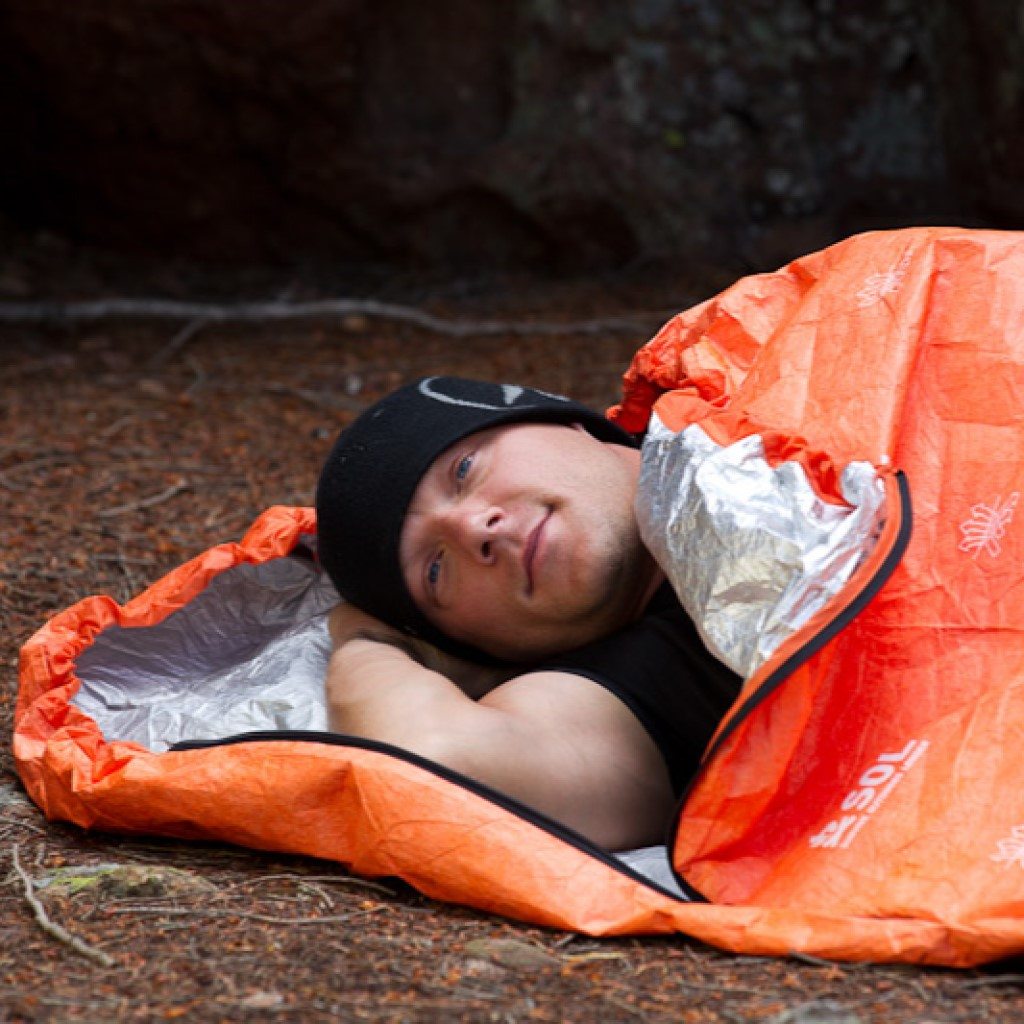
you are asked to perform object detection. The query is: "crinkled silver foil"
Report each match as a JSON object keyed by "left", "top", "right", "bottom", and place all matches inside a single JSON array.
[
  {"left": 72, "top": 537, "right": 692, "bottom": 877},
  {"left": 637, "top": 415, "right": 886, "bottom": 678},
  {"left": 73, "top": 550, "right": 339, "bottom": 751}
]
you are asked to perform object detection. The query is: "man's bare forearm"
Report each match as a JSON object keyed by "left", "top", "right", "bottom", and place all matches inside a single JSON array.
[
  {"left": 325, "top": 633, "right": 468, "bottom": 747},
  {"left": 327, "top": 603, "right": 509, "bottom": 701},
  {"left": 321, "top": 606, "right": 674, "bottom": 849}
]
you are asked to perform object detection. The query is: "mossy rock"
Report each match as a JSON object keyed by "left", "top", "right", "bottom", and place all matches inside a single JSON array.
[{"left": 39, "top": 863, "right": 216, "bottom": 899}]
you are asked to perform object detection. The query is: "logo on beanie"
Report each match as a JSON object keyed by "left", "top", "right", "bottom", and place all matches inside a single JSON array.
[{"left": 418, "top": 377, "right": 570, "bottom": 411}]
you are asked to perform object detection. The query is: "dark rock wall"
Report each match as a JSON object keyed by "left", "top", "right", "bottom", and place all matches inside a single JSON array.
[
  {"left": 0, "top": 0, "right": 1019, "bottom": 276},
  {"left": 926, "top": 1, "right": 1024, "bottom": 226}
]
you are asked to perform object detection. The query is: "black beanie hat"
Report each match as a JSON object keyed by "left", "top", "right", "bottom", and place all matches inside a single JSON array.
[{"left": 315, "top": 375, "right": 636, "bottom": 658}]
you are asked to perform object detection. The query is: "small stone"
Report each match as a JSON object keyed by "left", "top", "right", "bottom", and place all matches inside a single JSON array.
[
  {"left": 462, "top": 938, "right": 560, "bottom": 970},
  {"left": 138, "top": 379, "right": 170, "bottom": 399},
  {"left": 459, "top": 957, "right": 508, "bottom": 980},
  {"left": 767, "top": 999, "right": 864, "bottom": 1024}
]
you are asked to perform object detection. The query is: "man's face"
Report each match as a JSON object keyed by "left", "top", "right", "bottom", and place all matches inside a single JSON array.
[{"left": 399, "top": 420, "right": 657, "bottom": 661}]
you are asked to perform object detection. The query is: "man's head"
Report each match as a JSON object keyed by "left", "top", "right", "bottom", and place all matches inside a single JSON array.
[{"left": 316, "top": 376, "right": 655, "bottom": 661}]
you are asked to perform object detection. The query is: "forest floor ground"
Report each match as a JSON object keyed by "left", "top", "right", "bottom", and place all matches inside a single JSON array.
[{"left": 1, "top": 241, "right": 1022, "bottom": 1022}]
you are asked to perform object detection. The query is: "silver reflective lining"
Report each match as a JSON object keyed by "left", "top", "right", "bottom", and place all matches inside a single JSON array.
[
  {"left": 637, "top": 415, "right": 886, "bottom": 678},
  {"left": 70, "top": 538, "right": 685, "bottom": 888},
  {"left": 616, "top": 845, "right": 686, "bottom": 897},
  {"left": 73, "top": 545, "right": 340, "bottom": 752}
]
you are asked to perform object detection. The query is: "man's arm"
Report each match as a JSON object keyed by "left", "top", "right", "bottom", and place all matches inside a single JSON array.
[
  {"left": 326, "top": 603, "right": 510, "bottom": 699},
  {"left": 324, "top": 605, "right": 675, "bottom": 850}
]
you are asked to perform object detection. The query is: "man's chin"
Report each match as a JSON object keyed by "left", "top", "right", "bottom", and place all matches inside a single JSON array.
[
  {"left": 469, "top": 635, "right": 547, "bottom": 665},
  {"left": 466, "top": 617, "right": 606, "bottom": 664},
  {"left": 442, "top": 572, "right": 638, "bottom": 663}
]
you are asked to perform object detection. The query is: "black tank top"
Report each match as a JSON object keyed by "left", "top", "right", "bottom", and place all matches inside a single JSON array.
[{"left": 540, "top": 584, "right": 742, "bottom": 794}]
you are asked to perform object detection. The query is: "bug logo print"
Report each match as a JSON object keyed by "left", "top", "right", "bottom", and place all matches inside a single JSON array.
[
  {"left": 855, "top": 250, "right": 912, "bottom": 308},
  {"left": 958, "top": 492, "right": 1019, "bottom": 560},
  {"left": 991, "top": 825, "right": 1024, "bottom": 870}
]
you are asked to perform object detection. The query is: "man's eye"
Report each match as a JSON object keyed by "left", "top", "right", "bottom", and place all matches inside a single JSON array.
[
  {"left": 454, "top": 453, "right": 474, "bottom": 484},
  {"left": 427, "top": 554, "right": 442, "bottom": 590}
]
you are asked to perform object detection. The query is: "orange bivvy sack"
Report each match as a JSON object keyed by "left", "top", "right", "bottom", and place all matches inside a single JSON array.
[{"left": 14, "top": 227, "right": 1024, "bottom": 966}]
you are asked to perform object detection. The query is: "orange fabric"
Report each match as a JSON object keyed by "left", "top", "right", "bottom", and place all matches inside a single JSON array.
[
  {"left": 613, "top": 227, "right": 1024, "bottom": 964},
  {"left": 15, "top": 229, "right": 1024, "bottom": 966}
]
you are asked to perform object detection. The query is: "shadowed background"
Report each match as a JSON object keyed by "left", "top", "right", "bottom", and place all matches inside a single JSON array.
[{"left": 1, "top": 0, "right": 1022, "bottom": 290}]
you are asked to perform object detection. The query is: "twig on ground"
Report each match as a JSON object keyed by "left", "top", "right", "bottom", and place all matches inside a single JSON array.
[
  {"left": 1, "top": 581, "right": 45, "bottom": 604},
  {"left": 97, "top": 477, "right": 190, "bottom": 518},
  {"left": 108, "top": 904, "right": 387, "bottom": 926},
  {"left": 10, "top": 845, "right": 115, "bottom": 968},
  {"left": 263, "top": 382, "right": 363, "bottom": 412},
  {"left": 219, "top": 871, "right": 397, "bottom": 897},
  {"left": 100, "top": 413, "right": 165, "bottom": 439},
  {"left": 675, "top": 979, "right": 763, "bottom": 997},
  {"left": 788, "top": 950, "right": 868, "bottom": 970},
  {"left": 0, "top": 454, "right": 77, "bottom": 492},
  {"left": 148, "top": 317, "right": 208, "bottom": 368},
  {"left": 184, "top": 354, "right": 207, "bottom": 397},
  {"left": 0, "top": 820, "right": 48, "bottom": 837},
  {"left": 960, "top": 974, "right": 1024, "bottom": 987},
  {"left": 92, "top": 553, "right": 157, "bottom": 566},
  {"left": 601, "top": 994, "right": 649, "bottom": 1018},
  {"left": 0, "top": 297, "right": 651, "bottom": 337}
]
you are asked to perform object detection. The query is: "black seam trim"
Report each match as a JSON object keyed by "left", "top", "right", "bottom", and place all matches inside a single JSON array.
[
  {"left": 169, "top": 729, "right": 688, "bottom": 903},
  {"left": 666, "top": 469, "right": 913, "bottom": 902}
]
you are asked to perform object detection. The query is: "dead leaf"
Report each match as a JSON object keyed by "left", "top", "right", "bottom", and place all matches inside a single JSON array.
[{"left": 238, "top": 991, "right": 284, "bottom": 1010}]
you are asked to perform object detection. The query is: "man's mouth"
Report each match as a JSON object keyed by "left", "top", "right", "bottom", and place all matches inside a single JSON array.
[{"left": 523, "top": 512, "right": 549, "bottom": 595}]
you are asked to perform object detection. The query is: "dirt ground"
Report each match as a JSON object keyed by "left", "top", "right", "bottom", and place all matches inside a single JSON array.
[{"left": 2, "top": 267, "right": 1024, "bottom": 1023}]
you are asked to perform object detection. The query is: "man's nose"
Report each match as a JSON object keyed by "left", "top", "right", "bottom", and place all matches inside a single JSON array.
[{"left": 444, "top": 502, "right": 507, "bottom": 562}]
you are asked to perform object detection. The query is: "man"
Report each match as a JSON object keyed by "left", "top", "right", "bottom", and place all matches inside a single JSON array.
[{"left": 316, "top": 377, "right": 740, "bottom": 850}]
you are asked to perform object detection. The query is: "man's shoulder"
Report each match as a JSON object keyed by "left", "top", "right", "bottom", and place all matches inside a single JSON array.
[{"left": 533, "top": 582, "right": 741, "bottom": 795}]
